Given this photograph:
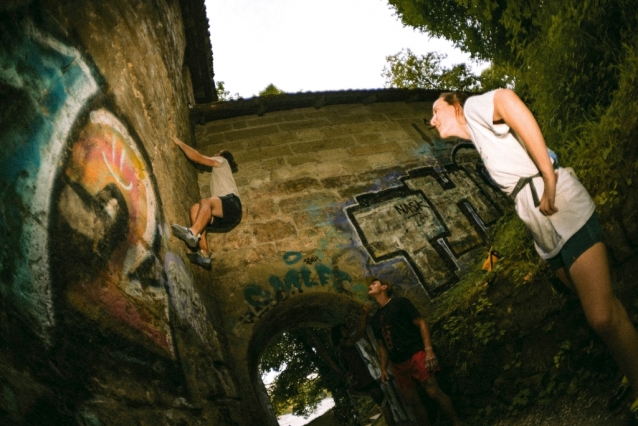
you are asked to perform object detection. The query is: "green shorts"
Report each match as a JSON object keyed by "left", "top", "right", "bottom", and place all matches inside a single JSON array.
[{"left": 546, "top": 212, "right": 603, "bottom": 273}]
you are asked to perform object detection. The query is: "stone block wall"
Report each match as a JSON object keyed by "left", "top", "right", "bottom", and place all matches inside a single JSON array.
[
  {"left": 193, "top": 97, "right": 510, "bottom": 425},
  {"left": 0, "top": 2, "right": 242, "bottom": 425}
]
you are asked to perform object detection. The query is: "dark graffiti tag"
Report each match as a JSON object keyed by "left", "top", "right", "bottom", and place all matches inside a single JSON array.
[
  {"left": 238, "top": 251, "right": 352, "bottom": 324},
  {"left": 346, "top": 164, "right": 504, "bottom": 298},
  {"left": 303, "top": 255, "right": 319, "bottom": 265}
]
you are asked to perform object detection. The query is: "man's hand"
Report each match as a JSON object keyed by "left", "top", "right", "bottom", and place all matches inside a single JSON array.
[
  {"left": 380, "top": 369, "right": 389, "bottom": 384},
  {"left": 362, "top": 302, "right": 371, "bottom": 314},
  {"left": 171, "top": 135, "right": 184, "bottom": 146},
  {"left": 424, "top": 347, "right": 438, "bottom": 371}
]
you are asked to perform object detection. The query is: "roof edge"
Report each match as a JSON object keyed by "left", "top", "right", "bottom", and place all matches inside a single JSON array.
[{"left": 190, "top": 88, "right": 444, "bottom": 123}]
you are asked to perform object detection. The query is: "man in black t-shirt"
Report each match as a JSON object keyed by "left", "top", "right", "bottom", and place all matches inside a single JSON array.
[{"left": 368, "top": 277, "right": 461, "bottom": 426}]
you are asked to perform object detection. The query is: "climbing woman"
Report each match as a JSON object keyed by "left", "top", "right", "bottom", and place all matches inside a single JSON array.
[
  {"left": 170, "top": 136, "right": 242, "bottom": 270},
  {"left": 430, "top": 89, "right": 638, "bottom": 424}
]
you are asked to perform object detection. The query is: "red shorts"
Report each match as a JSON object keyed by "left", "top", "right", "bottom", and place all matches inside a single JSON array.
[{"left": 391, "top": 350, "right": 439, "bottom": 390}]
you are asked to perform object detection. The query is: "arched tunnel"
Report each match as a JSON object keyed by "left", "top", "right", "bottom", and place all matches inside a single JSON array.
[{"left": 246, "top": 293, "right": 365, "bottom": 426}]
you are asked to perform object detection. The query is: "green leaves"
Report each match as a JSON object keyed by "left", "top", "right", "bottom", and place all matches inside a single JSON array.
[
  {"left": 259, "top": 83, "right": 285, "bottom": 97},
  {"left": 381, "top": 48, "right": 512, "bottom": 91},
  {"left": 259, "top": 328, "right": 342, "bottom": 417}
]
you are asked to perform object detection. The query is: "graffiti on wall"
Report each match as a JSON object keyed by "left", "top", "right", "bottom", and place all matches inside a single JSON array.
[
  {"left": 1, "top": 21, "right": 175, "bottom": 355},
  {"left": 0, "top": 20, "right": 99, "bottom": 333},
  {"left": 51, "top": 108, "right": 173, "bottom": 354},
  {"left": 238, "top": 251, "right": 353, "bottom": 324},
  {"left": 224, "top": 252, "right": 356, "bottom": 344},
  {"left": 346, "top": 163, "right": 504, "bottom": 297}
]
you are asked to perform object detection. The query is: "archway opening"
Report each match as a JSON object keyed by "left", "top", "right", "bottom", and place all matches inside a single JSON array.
[{"left": 247, "top": 292, "right": 372, "bottom": 425}]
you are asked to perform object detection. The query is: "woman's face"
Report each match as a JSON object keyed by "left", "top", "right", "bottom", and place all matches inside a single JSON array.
[{"left": 431, "top": 98, "right": 464, "bottom": 139}]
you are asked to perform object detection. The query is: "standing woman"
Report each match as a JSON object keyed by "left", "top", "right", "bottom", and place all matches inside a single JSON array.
[
  {"left": 431, "top": 89, "right": 638, "bottom": 422},
  {"left": 170, "top": 136, "right": 242, "bottom": 270}
]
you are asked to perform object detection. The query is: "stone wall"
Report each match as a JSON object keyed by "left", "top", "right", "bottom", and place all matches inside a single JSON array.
[
  {"left": 0, "top": 1, "right": 242, "bottom": 425},
  {"left": 193, "top": 95, "right": 511, "bottom": 425}
]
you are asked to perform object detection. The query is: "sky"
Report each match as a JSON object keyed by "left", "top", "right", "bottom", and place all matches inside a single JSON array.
[{"left": 205, "top": 0, "right": 487, "bottom": 99}]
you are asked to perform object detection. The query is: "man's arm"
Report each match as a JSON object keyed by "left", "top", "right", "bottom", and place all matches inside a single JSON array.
[
  {"left": 377, "top": 339, "right": 390, "bottom": 383},
  {"left": 171, "top": 136, "right": 221, "bottom": 168},
  {"left": 413, "top": 317, "right": 438, "bottom": 371},
  {"left": 343, "top": 303, "right": 372, "bottom": 347}
]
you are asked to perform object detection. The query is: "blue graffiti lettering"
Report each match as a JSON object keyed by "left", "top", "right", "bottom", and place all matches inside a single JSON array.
[
  {"left": 300, "top": 265, "right": 319, "bottom": 288},
  {"left": 243, "top": 284, "right": 273, "bottom": 308},
  {"left": 314, "top": 263, "right": 332, "bottom": 286},
  {"left": 333, "top": 268, "right": 353, "bottom": 290},
  {"left": 269, "top": 275, "right": 290, "bottom": 294},
  {"left": 284, "top": 269, "right": 303, "bottom": 292},
  {"left": 283, "top": 251, "right": 303, "bottom": 265}
]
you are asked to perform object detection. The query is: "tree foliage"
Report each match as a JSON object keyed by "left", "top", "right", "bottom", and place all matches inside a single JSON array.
[
  {"left": 215, "top": 81, "right": 240, "bottom": 102},
  {"left": 259, "top": 83, "right": 285, "bottom": 97},
  {"left": 382, "top": 48, "right": 513, "bottom": 92},
  {"left": 260, "top": 328, "right": 348, "bottom": 418}
]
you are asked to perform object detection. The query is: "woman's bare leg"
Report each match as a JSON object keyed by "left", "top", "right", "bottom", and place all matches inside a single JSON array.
[{"left": 569, "top": 242, "right": 638, "bottom": 399}]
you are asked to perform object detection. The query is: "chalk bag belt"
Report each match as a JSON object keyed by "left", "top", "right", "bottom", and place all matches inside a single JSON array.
[{"left": 509, "top": 173, "right": 541, "bottom": 207}]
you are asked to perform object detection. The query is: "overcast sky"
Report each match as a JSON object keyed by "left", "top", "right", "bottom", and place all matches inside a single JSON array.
[{"left": 205, "top": 0, "right": 486, "bottom": 99}]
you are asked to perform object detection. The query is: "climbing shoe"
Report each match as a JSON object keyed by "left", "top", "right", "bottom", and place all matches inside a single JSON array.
[
  {"left": 187, "top": 250, "right": 212, "bottom": 270},
  {"left": 609, "top": 376, "right": 631, "bottom": 411},
  {"left": 171, "top": 224, "right": 200, "bottom": 249}
]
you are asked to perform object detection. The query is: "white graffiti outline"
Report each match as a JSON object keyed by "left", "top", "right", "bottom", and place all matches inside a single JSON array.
[{"left": 102, "top": 132, "right": 133, "bottom": 191}]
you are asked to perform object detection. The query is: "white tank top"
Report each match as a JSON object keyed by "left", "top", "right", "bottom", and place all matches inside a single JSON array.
[{"left": 464, "top": 90, "right": 595, "bottom": 258}]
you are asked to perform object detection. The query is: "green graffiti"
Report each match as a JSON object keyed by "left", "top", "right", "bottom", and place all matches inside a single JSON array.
[
  {"left": 314, "top": 263, "right": 332, "bottom": 286},
  {"left": 285, "top": 269, "right": 303, "bottom": 291},
  {"left": 239, "top": 263, "right": 355, "bottom": 324},
  {"left": 300, "top": 265, "right": 319, "bottom": 288},
  {"left": 283, "top": 251, "right": 303, "bottom": 265},
  {"left": 244, "top": 284, "right": 273, "bottom": 307},
  {"left": 333, "top": 268, "right": 353, "bottom": 290}
]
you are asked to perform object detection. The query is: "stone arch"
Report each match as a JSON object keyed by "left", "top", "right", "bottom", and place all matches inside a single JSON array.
[{"left": 246, "top": 292, "right": 366, "bottom": 426}]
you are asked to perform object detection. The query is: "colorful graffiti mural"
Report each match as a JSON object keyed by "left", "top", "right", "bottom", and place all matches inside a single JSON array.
[
  {"left": 51, "top": 108, "right": 173, "bottom": 354},
  {"left": 346, "top": 164, "right": 504, "bottom": 297},
  {"left": 1, "top": 21, "right": 175, "bottom": 355},
  {"left": 0, "top": 21, "right": 99, "bottom": 335}
]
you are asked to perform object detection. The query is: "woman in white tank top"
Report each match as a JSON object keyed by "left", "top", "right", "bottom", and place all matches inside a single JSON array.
[{"left": 431, "top": 89, "right": 638, "bottom": 421}]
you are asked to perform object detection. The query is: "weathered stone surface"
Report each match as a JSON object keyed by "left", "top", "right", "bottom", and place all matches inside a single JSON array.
[
  {"left": 252, "top": 220, "right": 297, "bottom": 243},
  {"left": 347, "top": 141, "right": 402, "bottom": 157},
  {"left": 199, "top": 121, "right": 234, "bottom": 136},
  {"left": 261, "top": 157, "right": 287, "bottom": 171},
  {"left": 278, "top": 192, "right": 341, "bottom": 213},
  {"left": 215, "top": 226, "right": 255, "bottom": 252},
  {"left": 354, "top": 133, "right": 385, "bottom": 145},
  {"left": 286, "top": 153, "right": 320, "bottom": 166},
  {"left": 224, "top": 124, "right": 280, "bottom": 141},
  {"left": 290, "top": 136, "right": 357, "bottom": 154},
  {"left": 245, "top": 198, "right": 279, "bottom": 221},
  {"left": 234, "top": 144, "right": 294, "bottom": 163},
  {"left": 278, "top": 118, "right": 331, "bottom": 132},
  {"left": 321, "top": 174, "right": 359, "bottom": 189}
]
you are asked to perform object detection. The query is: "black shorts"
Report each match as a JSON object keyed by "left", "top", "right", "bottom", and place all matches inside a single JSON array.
[
  {"left": 207, "top": 193, "right": 242, "bottom": 233},
  {"left": 546, "top": 212, "right": 603, "bottom": 273}
]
